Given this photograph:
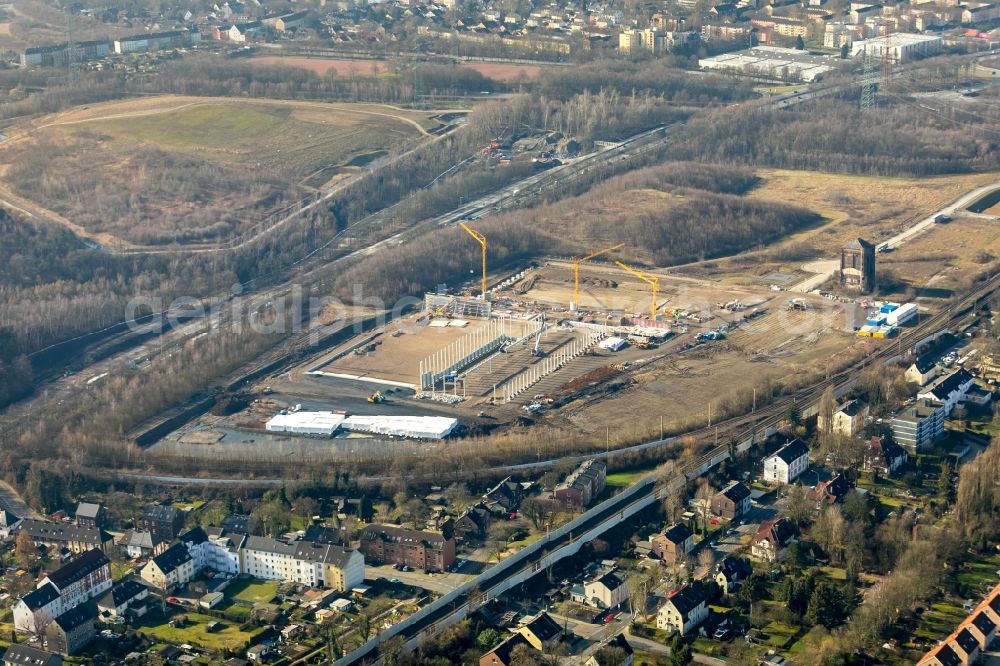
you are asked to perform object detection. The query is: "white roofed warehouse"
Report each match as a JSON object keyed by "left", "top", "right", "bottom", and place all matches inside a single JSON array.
[{"left": 265, "top": 411, "right": 346, "bottom": 436}]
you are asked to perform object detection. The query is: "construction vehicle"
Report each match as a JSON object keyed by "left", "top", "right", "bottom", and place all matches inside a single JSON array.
[
  {"left": 787, "top": 298, "right": 808, "bottom": 311},
  {"left": 368, "top": 391, "right": 385, "bottom": 404}
]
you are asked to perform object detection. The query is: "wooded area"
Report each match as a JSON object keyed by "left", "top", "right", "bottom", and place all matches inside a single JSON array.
[
  {"left": 334, "top": 162, "right": 816, "bottom": 302},
  {"left": 668, "top": 97, "right": 1000, "bottom": 176}
]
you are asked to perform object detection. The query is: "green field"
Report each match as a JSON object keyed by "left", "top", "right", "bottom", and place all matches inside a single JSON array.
[
  {"left": 228, "top": 579, "right": 280, "bottom": 605},
  {"left": 136, "top": 612, "right": 265, "bottom": 651},
  {"left": 82, "top": 101, "right": 422, "bottom": 180},
  {"left": 606, "top": 468, "right": 656, "bottom": 487}
]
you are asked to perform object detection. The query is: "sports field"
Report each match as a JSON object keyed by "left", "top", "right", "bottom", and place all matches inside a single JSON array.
[{"left": 0, "top": 97, "right": 436, "bottom": 246}]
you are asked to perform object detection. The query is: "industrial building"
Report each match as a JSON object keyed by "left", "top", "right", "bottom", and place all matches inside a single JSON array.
[
  {"left": 340, "top": 415, "right": 458, "bottom": 439},
  {"left": 851, "top": 33, "right": 942, "bottom": 63},
  {"left": 266, "top": 411, "right": 346, "bottom": 436},
  {"left": 266, "top": 410, "right": 457, "bottom": 439},
  {"left": 698, "top": 46, "right": 839, "bottom": 82}
]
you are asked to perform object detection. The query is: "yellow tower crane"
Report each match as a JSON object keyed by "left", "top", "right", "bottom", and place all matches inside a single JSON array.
[
  {"left": 615, "top": 260, "right": 660, "bottom": 321},
  {"left": 459, "top": 222, "right": 488, "bottom": 299},
  {"left": 573, "top": 243, "right": 624, "bottom": 308}
]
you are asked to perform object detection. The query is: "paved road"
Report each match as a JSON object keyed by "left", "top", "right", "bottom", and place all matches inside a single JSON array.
[{"left": 0, "top": 481, "right": 41, "bottom": 519}]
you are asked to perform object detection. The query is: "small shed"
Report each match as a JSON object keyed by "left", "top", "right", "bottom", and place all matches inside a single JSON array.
[{"left": 199, "top": 592, "right": 225, "bottom": 609}]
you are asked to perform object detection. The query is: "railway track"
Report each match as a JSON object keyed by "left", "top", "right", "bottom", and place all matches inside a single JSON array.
[{"left": 335, "top": 272, "right": 999, "bottom": 666}]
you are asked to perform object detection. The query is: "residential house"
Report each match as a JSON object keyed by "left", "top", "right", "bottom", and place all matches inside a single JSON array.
[
  {"left": 918, "top": 644, "right": 963, "bottom": 666},
  {"left": 0, "top": 509, "right": 22, "bottom": 539},
  {"left": 892, "top": 399, "right": 946, "bottom": 452},
  {"left": 585, "top": 634, "right": 634, "bottom": 666},
  {"left": 811, "top": 474, "right": 852, "bottom": 505},
  {"left": 967, "top": 608, "right": 997, "bottom": 651},
  {"left": 918, "top": 369, "right": 974, "bottom": 414},
  {"left": 13, "top": 583, "right": 61, "bottom": 635},
  {"left": 140, "top": 505, "right": 185, "bottom": 542},
  {"left": 18, "top": 519, "right": 113, "bottom": 554},
  {"left": 119, "top": 529, "right": 165, "bottom": 559},
  {"left": 182, "top": 526, "right": 244, "bottom": 575},
  {"left": 44, "top": 604, "right": 96, "bottom": 656},
  {"left": 952, "top": 627, "right": 981, "bottom": 664},
  {"left": 583, "top": 571, "right": 628, "bottom": 609},
  {"left": 240, "top": 536, "right": 364, "bottom": 591},
  {"left": 711, "top": 481, "right": 751, "bottom": 520},
  {"left": 865, "top": 436, "right": 908, "bottom": 476},
  {"left": 358, "top": 525, "right": 456, "bottom": 571},
  {"left": 714, "top": 556, "right": 753, "bottom": 592},
  {"left": 274, "top": 10, "right": 310, "bottom": 31},
  {"left": 73, "top": 503, "right": 108, "bottom": 529},
  {"left": 140, "top": 543, "right": 195, "bottom": 591},
  {"left": 2, "top": 644, "right": 62, "bottom": 666},
  {"left": 480, "top": 633, "right": 535, "bottom": 666},
  {"left": 657, "top": 582, "right": 709, "bottom": 635},
  {"left": 517, "top": 612, "right": 562, "bottom": 649},
  {"left": 95, "top": 580, "right": 149, "bottom": 619},
  {"left": 14, "top": 549, "right": 112, "bottom": 634},
  {"left": 554, "top": 459, "right": 607, "bottom": 509},
  {"left": 39, "top": 549, "right": 112, "bottom": 613},
  {"left": 964, "top": 385, "right": 993, "bottom": 407},
  {"left": 918, "top": 582, "right": 1000, "bottom": 665},
  {"left": 226, "top": 21, "right": 262, "bottom": 42},
  {"left": 454, "top": 503, "right": 491, "bottom": 540},
  {"left": 651, "top": 523, "right": 694, "bottom": 565},
  {"left": 820, "top": 399, "right": 869, "bottom": 437},
  {"left": 906, "top": 356, "right": 938, "bottom": 386},
  {"left": 303, "top": 525, "right": 343, "bottom": 546},
  {"left": 221, "top": 514, "right": 250, "bottom": 533},
  {"left": 763, "top": 439, "right": 810, "bottom": 484},
  {"left": 482, "top": 477, "right": 523, "bottom": 515},
  {"left": 751, "top": 518, "right": 798, "bottom": 562}
]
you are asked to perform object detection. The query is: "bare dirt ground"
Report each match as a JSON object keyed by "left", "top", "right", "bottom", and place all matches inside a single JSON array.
[
  {"left": 877, "top": 215, "right": 1000, "bottom": 292},
  {"left": 246, "top": 56, "right": 391, "bottom": 77},
  {"left": 680, "top": 168, "right": 1000, "bottom": 287},
  {"left": 519, "top": 262, "right": 777, "bottom": 318},
  {"left": 745, "top": 169, "right": 1000, "bottom": 255},
  {"left": 559, "top": 329, "right": 861, "bottom": 438},
  {"left": 459, "top": 62, "right": 543, "bottom": 81},
  {"left": 320, "top": 314, "right": 535, "bottom": 384}
]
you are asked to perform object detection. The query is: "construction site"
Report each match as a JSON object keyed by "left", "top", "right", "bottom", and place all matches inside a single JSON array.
[{"left": 152, "top": 231, "right": 871, "bottom": 453}]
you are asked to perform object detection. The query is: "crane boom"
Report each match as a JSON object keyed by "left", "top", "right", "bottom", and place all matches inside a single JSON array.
[
  {"left": 459, "top": 222, "right": 488, "bottom": 299},
  {"left": 614, "top": 260, "right": 660, "bottom": 321},
  {"left": 573, "top": 243, "right": 624, "bottom": 308}
]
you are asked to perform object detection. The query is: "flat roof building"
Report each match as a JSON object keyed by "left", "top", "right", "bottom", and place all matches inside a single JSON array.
[
  {"left": 851, "top": 33, "right": 942, "bottom": 63},
  {"left": 698, "top": 46, "right": 840, "bottom": 82}
]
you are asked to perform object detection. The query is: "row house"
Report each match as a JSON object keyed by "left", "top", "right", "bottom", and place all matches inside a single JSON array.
[
  {"left": 19, "top": 519, "right": 114, "bottom": 555},
  {"left": 554, "top": 459, "right": 607, "bottom": 509},
  {"left": 358, "top": 524, "right": 456, "bottom": 571}
]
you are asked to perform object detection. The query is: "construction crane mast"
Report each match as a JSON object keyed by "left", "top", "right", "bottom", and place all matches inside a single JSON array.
[
  {"left": 573, "top": 243, "right": 624, "bottom": 309},
  {"left": 615, "top": 261, "right": 660, "bottom": 321},
  {"left": 459, "top": 222, "right": 488, "bottom": 299}
]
